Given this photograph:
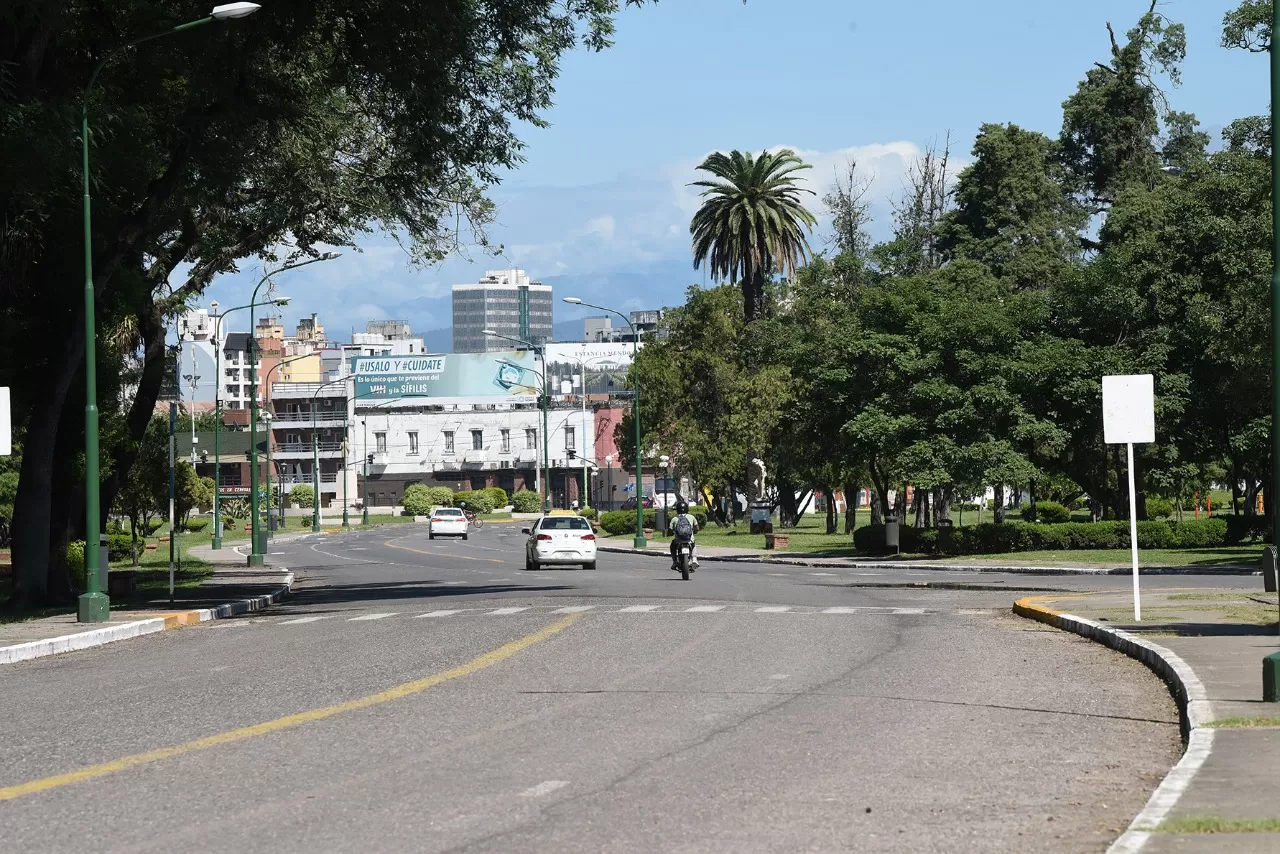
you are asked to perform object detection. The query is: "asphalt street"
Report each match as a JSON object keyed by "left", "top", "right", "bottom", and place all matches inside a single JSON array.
[{"left": 0, "top": 522, "right": 1194, "bottom": 852}]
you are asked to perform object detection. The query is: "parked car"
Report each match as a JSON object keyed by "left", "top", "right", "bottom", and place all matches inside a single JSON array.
[
  {"left": 619, "top": 496, "right": 654, "bottom": 511},
  {"left": 428, "top": 507, "right": 469, "bottom": 540},
  {"left": 523, "top": 516, "right": 597, "bottom": 570}
]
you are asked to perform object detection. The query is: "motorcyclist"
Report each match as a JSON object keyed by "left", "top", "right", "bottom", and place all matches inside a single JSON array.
[{"left": 668, "top": 498, "right": 700, "bottom": 572}]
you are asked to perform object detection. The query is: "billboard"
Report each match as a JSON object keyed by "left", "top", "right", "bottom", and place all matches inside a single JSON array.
[{"left": 353, "top": 351, "right": 540, "bottom": 404}]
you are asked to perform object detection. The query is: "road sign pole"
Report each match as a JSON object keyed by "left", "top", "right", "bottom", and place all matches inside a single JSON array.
[{"left": 1127, "top": 441, "right": 1141, "bottom": 622}]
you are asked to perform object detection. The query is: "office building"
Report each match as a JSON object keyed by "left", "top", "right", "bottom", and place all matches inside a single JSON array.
[{"left": 452, "top": 269, "right": 553, "bottom": 352}]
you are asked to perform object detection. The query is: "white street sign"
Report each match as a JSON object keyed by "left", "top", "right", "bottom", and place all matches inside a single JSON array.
[
  {"left": 1102, "top": 374, "right": 1155, "bottom": 444},
  {"left": 0, "top": 387, "right": 10, "bottom": 456},
  {"left": 1101, "top": 374, "right": 1155, "bottom": 622}
]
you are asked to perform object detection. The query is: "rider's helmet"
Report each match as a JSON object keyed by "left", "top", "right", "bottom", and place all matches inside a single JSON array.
[{"left": 674, "top": 497, "right": 689, "bottom": 515}]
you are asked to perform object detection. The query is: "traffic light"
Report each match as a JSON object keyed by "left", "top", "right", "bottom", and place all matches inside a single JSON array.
[
  {"left": 244, "top": 450, "right": 251, "bottom": 461},
  {"left": 567, "top": 449, "right": 577, "bottom": 460},
  {"left": 367, "top": 454, "right": 374, "bottom": 465}
]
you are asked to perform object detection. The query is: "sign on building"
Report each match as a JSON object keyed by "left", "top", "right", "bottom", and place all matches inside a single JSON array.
[{"left": 353, "top": 351, "right": 540, "bottom": 404}]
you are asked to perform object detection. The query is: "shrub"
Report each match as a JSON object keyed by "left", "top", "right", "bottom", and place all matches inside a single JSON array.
[
  {"left": 1021, "top": 501, "right": 1071, "bottom": 524},
  {"left": 689, "top": 504, "right": 709, "bottom": 526},
  {"left": 482, "top": 487, "right": 509, "bottom": 509},
  {"left": 1143, "top": 497, "right": 1173, "bottom": 520},
  {"left": 66, "top": 540, "right": 86, "bottom": 590},
  {"left": 599, "top": 510, "right": 634, "bottom": 536},
  {"left": 222, "top": 499, "right": 248, "bottom": 521},
  {"left": 402, "top": 484, "right": 435, "bottom": 516},
  {"left": 511, "top": 490, "right": 542, "bottom": 513},
  {"left": 453, "top": 490, "right": 495, "bottom": 514},
  {"left": 578, "top": 506, "right": 599, "bottom": 520},
  {"left": 1170, "top": 518, "right": 1228, "bottom": 548},
  {"left": 146, "top": 518, "right": 165, "bottom": 534},
  {"left": 1226, "top": 515, "right": 1270, "bottom": 545},
  {"left": 288, "top": 485, "right": 315, "bottom": 509},
  {"left": 1133, "top": 520, "right": 1177, "bottom": 549},
  {"left": 184, "top": 519, "right": 209, "bottom": 533},
  {"left": 1023, "top": 525, "right": 1070, "bottom": 551},
  {"left": 107, "top": 532, "right": 134, "bottom": 561}
]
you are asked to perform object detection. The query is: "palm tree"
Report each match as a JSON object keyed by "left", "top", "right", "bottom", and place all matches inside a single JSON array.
[{"left": 690, "top": 149, "right": 818, "bottom": 322}]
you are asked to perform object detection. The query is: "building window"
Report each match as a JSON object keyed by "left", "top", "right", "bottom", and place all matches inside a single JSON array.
[
  {"left": 565, "top": 426, "right": 575, "bottom": 451},
  {"left": 408, "top": 432, "right": 419, "bottom": 455},
  {"left": 375, "top": 432, "right": 387, "bottom": 454},
  {"left": 526, "top": 428, "right": 537, "bottom": 450},
  {"left": 471, "top": 429, "right": 483, "bottom": 451},
  {"left": 501, "top": 429, "right": 510, "bottom": 453},
  {"left": 444, "top": 431, "right": 455, "bottom": 454}
]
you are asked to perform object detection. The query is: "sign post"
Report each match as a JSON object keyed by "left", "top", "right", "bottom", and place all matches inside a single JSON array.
[{"left": 1102, "top": 375, "right": 1156, "bottom": 621}]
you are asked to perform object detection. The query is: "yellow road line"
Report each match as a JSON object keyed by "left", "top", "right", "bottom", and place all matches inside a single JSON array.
[
  {"left": 384, "top": 538, "right": 505, "bottom": 564},
  {"left": 0, "top": 613, "right": 582, "bottom": 802}
]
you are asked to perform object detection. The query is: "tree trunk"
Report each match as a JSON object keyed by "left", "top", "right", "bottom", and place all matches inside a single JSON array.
[
  {"left": 9, "top": 329, "right": 84, "bottom": 607},
  {"left": 824, "top": 484, "right": 836, "bottom": 534},
  {"left": 870, "top": 492, "right": 884, "bottom": 525},
  {"left": 935, "top": 487, "right": 953, "bottom": 526},
  {"left": 912, "top": 489, "right": 926, "bottom": 528},
  {"left": 1028, "top": 479, "right": 1037, "bottom": 523},
  {"left": 742, "top": 268, "right": 766, "bottom": 323},
  {"left": 777, "top": 479, "right": 799, "bottom": 528},
  {"left": 893, "top": 483, "right": 907, "bottom": 523},
  {"left": 993, "top": 484, "right": 1006, "bottom": 524},
  {"left": 1011, "top": 485, "right": 1023, "bottom": 510},
  {"left": 1231, "top": 458, "right": 1242, "bottom": 516},
  {"left": 843, "top": 481, "right": 858, "bottom": 534}
]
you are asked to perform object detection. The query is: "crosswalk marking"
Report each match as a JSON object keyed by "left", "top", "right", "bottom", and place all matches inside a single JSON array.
[
  {"left": 553, "top": 606, "right": 596, "bottom": 613},
  {"left": 755, "top": 606, "right": 791, "bottom": 613},
  {"left": 891, "top": 608, "right": 926, "bottom": 615},
  {"left": 489, "top": 607, "right": 529, "bottom": 615},
  {"left": 278, "top": 616, "right": 326, "bottom": 625},
  {"left": 685, "top": 605, "right": 724, "bottom": 612},
  {"left": 415, "top": 610, "right": 463, "bottom": 618},
  {"left": 822, "top": 607, "right": 859, "bottom": 614},
  {"left": 348, "top": 613, "right": 397, "bottom": 621},
  {"left": 619, "top": 605, "right": 661, "bottom": 612}
]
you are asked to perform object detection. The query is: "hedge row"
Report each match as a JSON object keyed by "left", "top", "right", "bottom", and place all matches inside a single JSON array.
[
  {"left": 599, "top": 505, "right": 708, "bottom": 536},
  {"left": 511, "top": 489, "right": 541, "bottom": 513},
  {"left": 853, "top": 518, "right": 1241, "bottom": 556}
]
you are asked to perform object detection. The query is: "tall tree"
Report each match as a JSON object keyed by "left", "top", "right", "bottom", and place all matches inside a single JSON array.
[
  {"left": 872, "top": 137, "right": 953, "bottom": 277},
  {"left": 689, "top": 149, "right": 818, "bottom": 323},
  {"left": 822, "top": 157, "right": 874, "bottom": 261}
]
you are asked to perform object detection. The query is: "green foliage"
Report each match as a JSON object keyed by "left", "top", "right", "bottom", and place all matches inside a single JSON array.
[
  {"left": 183, "top": 519, "right": 210, "bottom": 533},
  {"left": 452, "top": 491, "right": 495, "bottom": 514},
  {"left": 481, "top": 487, "right": 510, "bottom": 509},
  {"left": 65, "top": 541, "right": 86, "bottom": 591},
  {"left": 402, "top": 484, "right": 452, "bottom": 516},
  {"left": 511, "top": 490, "right": 542, "bottom": 513},
  {"left": 1226, "top": 515, "right": 1270, "bottom": 544},
  {"left": 288, "top": 485, "right": 315, "bottom": 509},
  {"left": 578, "top": 506, "right": 599, "bottom": 520},
  {"left": 1022, "top": 501, "right": 1071, "bottom": 524},
  {"left": 222, "top": 499, "right": 249, "bottom": 521},
  {"left": 855, "top": 518, "right": 1230, "bottom": 556},
  {"left": 1143, "top": 497, "right": 1174, "bottom": 520}
]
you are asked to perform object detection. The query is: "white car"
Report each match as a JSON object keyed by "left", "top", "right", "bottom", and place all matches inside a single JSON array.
[
  {"left": 428, "top": 507, "right": 469, "bottom": 540},
  {"left": 523, "top": 516, "right": 597, "bottom": 570}
]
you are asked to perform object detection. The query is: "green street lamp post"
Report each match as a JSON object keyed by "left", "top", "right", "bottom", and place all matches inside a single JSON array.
[
  {"left": 210, "top": 295, "right": 289, "bottom": 549},
  {"left": 485, "top": 330, "right": 550, "bottom": 512},
  {"left": 78, "top": 2, "right": 261, "bottom": 622},
  {"left": 563, "top": 298, "right": 646, "bottom": 547},
  {"left": 1271, "top": 0, "right": 1280, "bottom": 649},
  {"left": 246, "top": 254, "right": 339, "bottom": 564}
]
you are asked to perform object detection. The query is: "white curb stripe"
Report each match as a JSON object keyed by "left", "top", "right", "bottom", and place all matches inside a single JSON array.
[{"left": 0, "top": 619, "right": 166, "bottom": 665}]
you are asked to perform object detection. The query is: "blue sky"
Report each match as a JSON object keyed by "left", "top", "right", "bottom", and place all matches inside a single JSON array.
[{"left": 200, "top": 0, "right": 1269, "bottom": 341}]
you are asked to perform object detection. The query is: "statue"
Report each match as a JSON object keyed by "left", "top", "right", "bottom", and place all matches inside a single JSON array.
[{"left": 749, "top": 457, "right": 767, "bottom": 503}]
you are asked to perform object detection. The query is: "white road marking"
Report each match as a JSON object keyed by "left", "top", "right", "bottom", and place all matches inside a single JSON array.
[
  {"left": 347, "top": 547, "right": 368, "bottom": 551},
  {"left": 810, "top": 572, "right": 838, "bottom": 577},
  {"left": 685, "top": 605, "right": 724, "bottom": 612},
  {"left": 444, "top": 581, "right": 469, "bottom": 586},
  {"left": 891, "top": 608, "right": 926, "bottom": 615},
  {"left": 769, "top": 674, "right": 790, "bottom": 680},
  {"left": 619, "top": 605, "right": 661, "bottom": 612},
  {"left": 416, "top": 610, "right": 462, "bottom": 618},
  {"left": 755, "top": 606, "right": 791, "bottom": 613},
  {"left": 822, "top": 607, "right": 860, "bottom": 614},
  {"left": 348, "top": 613, "right": 398, "bottom": 621},
  {"left": 492, "top": 578, "right": 512, "bottom": 582},
  {"left": 278, "top": 616, "right": 327, "bottom": 625},
  {"left": 553, "top": 606, "right": 595, "bottom": 613},
  {"left": 520, "top": 780, "right": 569, "bottom": 798},
  {"left": 489, "top": 607, "right": 529, "bottom": 615}
]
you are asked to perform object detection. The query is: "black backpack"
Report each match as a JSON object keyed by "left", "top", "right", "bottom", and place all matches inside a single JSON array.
[{"left": 672, "top": 514, "right": 694, "bottom": 540}]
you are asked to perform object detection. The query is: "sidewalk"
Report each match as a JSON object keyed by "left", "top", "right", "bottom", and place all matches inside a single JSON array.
[
  {"left": 1015, "top": 587, "right": 1280, "bottom": 852},
  {"left": 0, "top": 551, "right": 293, "bottom": 665},
  {"left": 596, "top": 540, "right": 1260, "bottom": 576}
]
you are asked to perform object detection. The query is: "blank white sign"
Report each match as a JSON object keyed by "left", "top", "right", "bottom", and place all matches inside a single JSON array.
[
  {"left": 1102, "top": 375, "right": 1155, "bottom": 444},
  {"left": 0, "top": 387, "right": 10, "bottom": 456}
]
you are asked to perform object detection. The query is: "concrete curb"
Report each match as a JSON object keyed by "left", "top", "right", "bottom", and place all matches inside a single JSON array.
[
  {"left": 597, "top": 544, "right": 1258, "bottom": 576},
  {"left": 0, "top": 571, "right": 294, "bottom": 666},
  {"left": 1012, "top": 594, "right": 1213, "bottom": 854}
]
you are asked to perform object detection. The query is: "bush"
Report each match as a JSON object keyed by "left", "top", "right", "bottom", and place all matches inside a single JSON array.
[
  {"left": 511, "top": 490, "right": 542, "bottom": 513},
  {"left": 1134, "top": 520, "right": 1177, "bottom": 549},
  {"left": 184, "top": 519, "right": 209, "bottom": 533},
  {"left": 402, "top": 484, "right": 434, "bottom": 516},
  {"left": 482, "top": 487, "right": 509, "bottom": 509},
  {"left": 454, "top": 490, "right": 495, "bottom": 514},
  {"left": 1021, "top": 501, "right": 1071, "bottom": 524},
  {"left": 1170, "top": 518, "right": 1228, "bottom": 548},
  {"left": 288, "top": 485, "right": 315, "bottom": 509},
  {"left": 599, "top": 510, "right": 633, "bottom": 536},
  {"left": 146, "top": 518, "right": 165, "bottom": 534},
  {"left": 690, "top": 504, "right": 709, "bottom": 526},
  {"left": 1226, "top": 515, "right": 1270, "bottom": 545},
  {"left": 1143, "top": 497, "right": 1173, "bottom": 520},
  {"left": 578, "top": 506, "right": 599, "bottom": 520},
  {"left": 108, "top": 532, "right": 134, "bottom": 561},
  {"left": 66, "top": 540, "right": 86, "bottom": 590}
]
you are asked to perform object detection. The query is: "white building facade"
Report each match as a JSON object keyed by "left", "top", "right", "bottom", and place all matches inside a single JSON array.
[{"left": 452, "top": 269, "right": 554, "bottom": 352}]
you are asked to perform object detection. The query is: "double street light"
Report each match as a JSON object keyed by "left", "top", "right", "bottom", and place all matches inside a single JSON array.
[
  {"left": 79, "top": 2, "right": 261, "bottom": 622},
  {"left": 563, "top": 298, "right": 647, "bottom": 548},
  {"left": 484, "top": 331, "right": 551, "bottom": 512}
]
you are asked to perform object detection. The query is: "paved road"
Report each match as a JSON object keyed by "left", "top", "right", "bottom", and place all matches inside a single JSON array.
[{"left": 1, "top": 523, "right": 1187, "bottom": 852}]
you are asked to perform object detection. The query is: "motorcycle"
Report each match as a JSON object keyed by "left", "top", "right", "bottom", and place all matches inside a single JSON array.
[{"left": 673, "top": 536, "right": 697, "bottom": 581}]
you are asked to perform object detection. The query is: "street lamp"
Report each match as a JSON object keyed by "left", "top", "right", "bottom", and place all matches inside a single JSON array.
[
  {"left": 210, "top": 295, "right": 289, "bottom": 549},
  {"left": 564, "top": 297, "right": 646, "bottom": 548},
  {"left": 77, "top": 2, "right": 261, "bottom": 623},
  {"left": 485, "top": 330, "right": 551, "bottom": 512},
  {"left": 605, "top": 454, "right": 613, "bottom": 511},
  {"left": 247, "top": 253, "right": 339, "bottom": 564},
  {"left": 1271, "top": 0, "right": 1280, "bottom": 650},
  {"left": 659, "top": 454, "right": 671, "bottom": 535}
]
